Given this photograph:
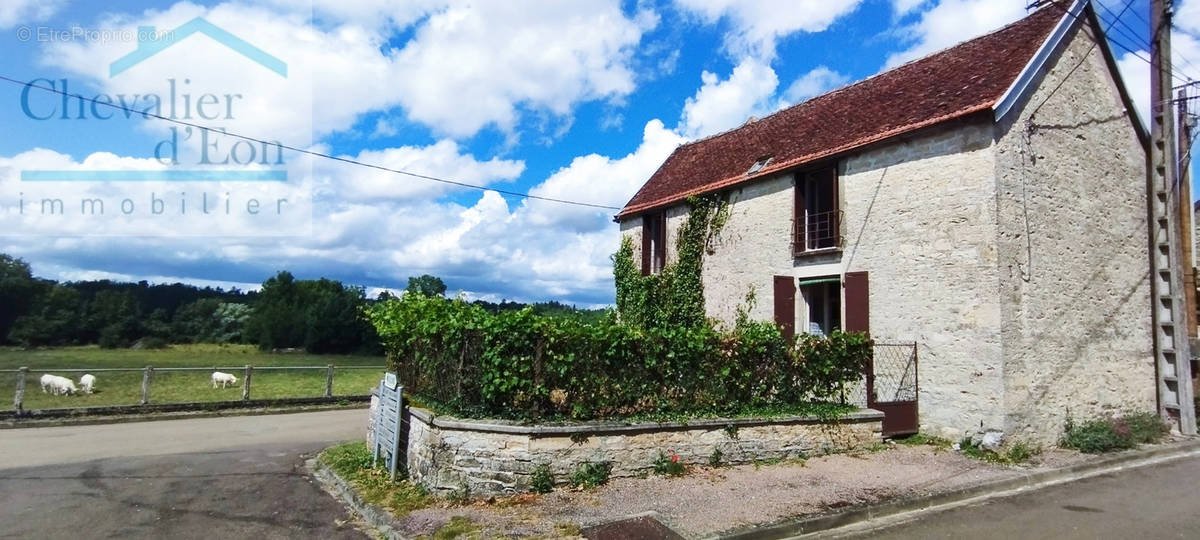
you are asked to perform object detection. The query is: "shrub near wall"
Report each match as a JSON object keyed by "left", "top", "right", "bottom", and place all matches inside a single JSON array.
[
  {"left": 368, "top": 196, "right": 871, "bottom": 422},
  {"left": 367, "top": 293, "right": 870, "bottom": 421}
]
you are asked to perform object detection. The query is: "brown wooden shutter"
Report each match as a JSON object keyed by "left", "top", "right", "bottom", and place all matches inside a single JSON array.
[
  {"left": 640, "top": 214, "right": 651, "bottom": 275},
  {"left": 843, "top": 271, "right": 869, "bottom": 336},
  {"left": 655, "top": 212, "right": 666, "bottom": 271},
  {"left": 773, "top": 275, "right": 796, "bottom": 341},
  {"left": 793, "top": 176, "right": 806, "bottom": 256}
]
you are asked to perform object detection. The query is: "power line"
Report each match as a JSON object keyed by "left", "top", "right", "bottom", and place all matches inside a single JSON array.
[
  {"left": 1046, "top": 0, "right": 1192, "bottom": 85},
  {"left": 0, "top": 74, "right": 624, "bottom": 211},
  {"left": 1094, "top": 0, "right": 1200, "bottom": 80}
]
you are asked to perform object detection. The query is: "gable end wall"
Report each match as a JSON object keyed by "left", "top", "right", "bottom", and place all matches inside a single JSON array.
[{"left": 992, "top": 20, "right": 1155, "bottom": 442}]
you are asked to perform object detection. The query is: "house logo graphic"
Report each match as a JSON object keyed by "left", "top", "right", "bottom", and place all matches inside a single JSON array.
[
  {"left": 10, "top": 15, "right": 311, "bottom": 238},
  {"left": 109, "top": 17, "right": 287, "bottom": 78}
]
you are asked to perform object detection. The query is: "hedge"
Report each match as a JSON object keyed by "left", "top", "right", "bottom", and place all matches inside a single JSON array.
[{"left": 367, "top": 293, "right": 870, "bottom": 421}]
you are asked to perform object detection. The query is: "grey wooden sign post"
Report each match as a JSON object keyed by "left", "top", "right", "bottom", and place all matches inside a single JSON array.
[{"left": 372, "top": 372, "right": 404, "bottom": 481}]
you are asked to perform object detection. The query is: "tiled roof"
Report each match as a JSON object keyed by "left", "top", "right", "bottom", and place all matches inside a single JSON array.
[{"left": 618, "top": 5, "right": 1068, "bottom": 218}]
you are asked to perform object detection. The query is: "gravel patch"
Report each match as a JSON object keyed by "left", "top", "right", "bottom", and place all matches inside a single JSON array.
[{"left": 389, "top": 443, "right": 1093, "bottom": 538}]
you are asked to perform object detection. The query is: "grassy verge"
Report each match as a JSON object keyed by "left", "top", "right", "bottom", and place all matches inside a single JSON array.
[
  {"left": 0, "top": 344, "right": 383, "bottom": 410},
  {"left": 319, "top": 441, "right": 433, "bottom": 519}
]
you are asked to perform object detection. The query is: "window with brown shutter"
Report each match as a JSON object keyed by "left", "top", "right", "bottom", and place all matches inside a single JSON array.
[
  {"left": 641, "top": 211, "right": 666, "bottom": 275},
  {"left": 793, "top": 165, "right": 840, "bottom": 256}
]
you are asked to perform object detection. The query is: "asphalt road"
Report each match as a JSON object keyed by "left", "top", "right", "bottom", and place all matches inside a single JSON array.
[
  {"left": 0, "top": 410, "right": 370, "bottom": 539},
  {"left": 839, "top": 453, "right": 1200, "bottom": 539}
]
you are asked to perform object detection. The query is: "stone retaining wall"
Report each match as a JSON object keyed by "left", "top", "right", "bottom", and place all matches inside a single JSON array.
[{"left": 405, "top": 407, "right": 884, "bottom": 495}]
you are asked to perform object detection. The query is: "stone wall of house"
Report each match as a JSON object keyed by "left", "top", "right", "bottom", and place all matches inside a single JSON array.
[
  {"left": 622, "top": 122, "right": 1009, "bottom": 438},
  {"left": 991, "top": 23, "right": 1155, "bottom": 443},
  {"left": 406, "top": 407, "right": 883, "bottom": 495},
  {"left": 699, "top": 173, "right": 798, "bottom": 325},
  {"left": 839, "top": 120, "right": 1007, "bottom": 439}
]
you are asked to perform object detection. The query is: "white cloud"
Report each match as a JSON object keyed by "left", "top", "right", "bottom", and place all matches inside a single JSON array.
[
  {"left": 674, "top": 0, "right": 862, "bottom": 60},
  {"left": 1179, "top": 0, "right": 1200, "bottom": 35},
  {"left": 0, "top": 0, "right": 65, "bottom": 29},
  {"left": 892, "top": 0, "right": 928, "bottom": 18},
  {"left": 885, "top": 0, "right": 1027, "bottom": 68},
  {"left": 321, "top": 139, "right": 525, "bottom": 202},
  {"left": 1116, "top": 51, "right": 1149, "bottom": 128},
  {"left": 780, "top": 66, "right": 850, "bottom": 106},
  {"left": 389, "top": 1, "right": 655, "bottom": 138},
  {"left": 678, "top": 59, "right": 779, "bottom": 138},
  {"left": 519, "top": 119, "right": 686, "bottom": 229},
  {"left": 39, "top": 0, "right": 655, "bottom": 142}
]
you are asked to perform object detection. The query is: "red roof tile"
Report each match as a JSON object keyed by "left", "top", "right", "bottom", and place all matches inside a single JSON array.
[{"left": 618, "top": 5, "right": 1067, "bottom": 218}]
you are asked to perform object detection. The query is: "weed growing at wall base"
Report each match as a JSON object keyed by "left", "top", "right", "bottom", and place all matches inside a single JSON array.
[
  {"left": 570, "top": 462, "right": 611, "bottom": 489},
  {"left": 1060, "top": 411, "right": 1170, "bottom": 453}
]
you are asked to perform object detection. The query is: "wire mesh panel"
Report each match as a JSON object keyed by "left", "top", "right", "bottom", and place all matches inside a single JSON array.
[
  {"left": 867, "top": 343, "right": 918, "bottom": 436},
  {"left": 840, "top": 376, "right": 869, "bottom": 408},
  {"left": 870, "top": 343, "right": 917, "bottom": 402}
]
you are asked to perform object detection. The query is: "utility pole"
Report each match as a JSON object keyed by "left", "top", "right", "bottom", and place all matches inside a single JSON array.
[
  {"left": 1150, "top": 0, "right": 1197, "bottom": 434},
  {"left": 1178, "top": 87, "right": 1196, "bottom": 337}
]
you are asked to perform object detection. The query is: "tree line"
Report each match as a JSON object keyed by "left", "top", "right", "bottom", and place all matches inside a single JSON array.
[{"left": 0, "top": 254, "right": 605, "bottom": 354}]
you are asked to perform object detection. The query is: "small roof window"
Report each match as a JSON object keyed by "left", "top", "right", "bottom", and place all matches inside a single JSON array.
[{"left": 746, "top": 156, "right": 772, "bottom": 175}]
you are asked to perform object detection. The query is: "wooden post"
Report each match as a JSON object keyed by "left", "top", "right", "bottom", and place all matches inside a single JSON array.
[
  {"left": 242, "top": 365, "right": 253, "bottom": 401},
  {"left": 324, "top": 365, "right": 334, "bottom": 397},
  {"left": 1178, "top": 87, "right": 1197, "bottom": 337},
  {"left": 14, "top": 367, "right": 27, "bottom": 412},
  {"left": 140, "top": 367, "right": 153, "bottom": 405}
]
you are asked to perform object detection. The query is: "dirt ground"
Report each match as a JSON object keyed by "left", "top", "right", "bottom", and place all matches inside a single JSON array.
[{"left": 391, "top": 442, "right": 1094, "bottom": 538}]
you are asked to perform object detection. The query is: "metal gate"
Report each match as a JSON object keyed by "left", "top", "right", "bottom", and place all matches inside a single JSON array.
[{"left": 866, "top": 343, "right": 919, "bottom": 437}]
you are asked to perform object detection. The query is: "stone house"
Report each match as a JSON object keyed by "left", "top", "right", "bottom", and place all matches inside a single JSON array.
[{"left": 616, "top": 1, "right": 1155, "bottom": 443}]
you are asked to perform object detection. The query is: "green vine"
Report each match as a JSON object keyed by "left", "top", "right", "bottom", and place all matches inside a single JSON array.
[{"left": 613, "top": 195, "right": 729, "bottom": 330}]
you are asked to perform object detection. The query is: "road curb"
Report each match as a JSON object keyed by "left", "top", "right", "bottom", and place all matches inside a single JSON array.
[
  {"left": 308, "top": 457, "right": 408, "bottom": 540},
  {"left": 0, "top": 402, "right": 369, "bottom": 429},
  {"left": 714, "top": 438, "right": 1200, "bottom": 539}
]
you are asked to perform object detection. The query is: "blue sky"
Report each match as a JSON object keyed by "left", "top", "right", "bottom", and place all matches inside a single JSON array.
[{"left": 0, "top": 0, "right": 1194, "bottom": 306}]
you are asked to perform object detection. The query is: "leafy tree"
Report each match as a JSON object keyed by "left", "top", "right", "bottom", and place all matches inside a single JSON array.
[
  {"left": 303, "top": 279, "right": 380, "bottom": 354},
  {"left": 212, "top": 302, "right": 251, "bottom": 343},
  {"left": 0, "top": 254, "right": 40, "bottom": 343},
  {"left": 246, "top": 271, "right": 307, "bottom": 350},
  {"left": 246, "top": 272, "right": 380, "bottom": 354},
  {"left": 84, "top": 290, "right": 138, "bottom": 345},
  {"left": 9, "top": 285, "right": 83, "bottom": 347},
  {"left": 172, "top": 298, "right": 223, "bottom": 343},
  {"left": 404, "top": 274, "right": 447, "bottom": 298}
]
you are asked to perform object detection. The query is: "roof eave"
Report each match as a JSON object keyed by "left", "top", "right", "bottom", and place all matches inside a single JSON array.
[
  {"left": 992, "top": 0, "right": 1085, "bottom": 123},
  {"left": 615, "top": 106, "right": 994, "bottom": 220}
]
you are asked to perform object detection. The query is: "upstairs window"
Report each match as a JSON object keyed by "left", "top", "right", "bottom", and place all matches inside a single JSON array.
[
  {"left": 641, "top": 211, "right": 666, "bottom": 275},
  {"left": 793, "top": 166, "right": 840, "bottom": 256}
]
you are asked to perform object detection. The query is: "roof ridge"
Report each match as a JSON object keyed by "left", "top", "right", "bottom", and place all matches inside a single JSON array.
[{"left": 670, "top": 4, "right": 1064, "bottom": 151}]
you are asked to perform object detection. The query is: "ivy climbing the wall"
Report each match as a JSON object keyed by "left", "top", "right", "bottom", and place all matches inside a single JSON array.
[{"left": 613, "top": 195, "right": 730, "bottom": 330}]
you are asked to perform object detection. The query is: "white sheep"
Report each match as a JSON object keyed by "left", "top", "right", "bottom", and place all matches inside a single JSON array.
[
  {"left": 40, "top": 373, "right": 53, "bottom": 393},
  {"left": 43, "top": 374, "right": 76, "bottom": 396},
  {"left": 79, "top": 374, "right": 96, "bottom": 394},
  {"left": 211, "top": 371, "right": 238, "bottom": 388}
]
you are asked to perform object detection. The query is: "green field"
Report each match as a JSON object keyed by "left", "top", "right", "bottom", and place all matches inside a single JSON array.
[{"left": 0, "top": 344, "right": 386, "bottom": 411}]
